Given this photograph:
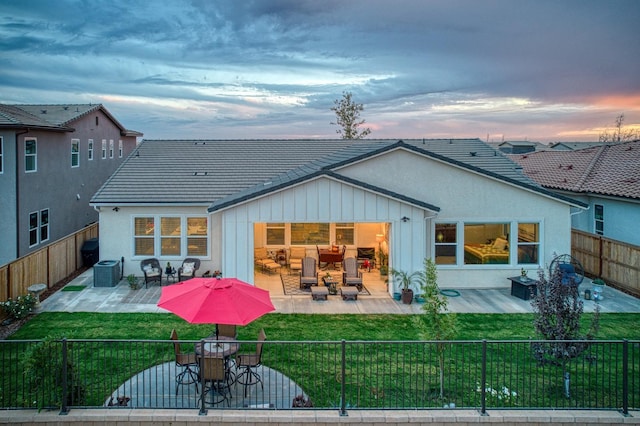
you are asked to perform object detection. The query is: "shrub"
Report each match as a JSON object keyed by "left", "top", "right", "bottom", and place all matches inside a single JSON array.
[{"left": 1, "top": 294, "right": 36, "bottom": 320}]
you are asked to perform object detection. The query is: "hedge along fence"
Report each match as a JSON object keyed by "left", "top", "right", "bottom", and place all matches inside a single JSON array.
[
  {"left": 572, "top": 229, "right": 640, "bottom": 298},
  {"left": 0, "top": 223, "right": 99, "bottom": 320}
]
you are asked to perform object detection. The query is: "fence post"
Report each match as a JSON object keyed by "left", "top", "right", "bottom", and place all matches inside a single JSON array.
[
  {"left": 59, "top": 338, "right": 69, "bottom": 415},
  {"left": 480, "top": 339, "right": 487, "bottom": 416},
  {"left": 198, "top": 339, "right": 207, "bottom": 416},
  {"left": 340, "top": 339, "right": 347, "bottom": 416},
  {"left": 621, "top": 339, "right": 629, "bottom": 416}
]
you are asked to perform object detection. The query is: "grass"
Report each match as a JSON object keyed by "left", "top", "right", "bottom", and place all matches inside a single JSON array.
[{"left": 4, "top": 312, "right": 639, "bottom": 410}]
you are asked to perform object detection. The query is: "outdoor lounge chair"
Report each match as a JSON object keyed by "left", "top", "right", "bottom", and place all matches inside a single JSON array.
[
  {"left": 170, "top": 329, "right": 199, "bottom": 395},
  {"left": 235, "top": 328, "right": 266, "bottom": 397},
  {"left": 178, "top": 258, "right": 201, "bottom": 281},
  {"left": 140, "top": 258, "right": 163, "bottom": 288},
  {"left": 288, "top": 247, "right": 306, "bottom": 273},
  {"left": 549, "top": 254, "right": 584, "bottom": 286},
  {"left": 299, "top": 257, "right": 318, "bottom": 289},
  {"left": 254, "top": 247, "right": 281, "bottom": 273},
  {"left": 199, "top": 356, "right": 231, "bottom": 407},
  {"left": 342, "top": 257, "right": 363, "bottom": 291}
]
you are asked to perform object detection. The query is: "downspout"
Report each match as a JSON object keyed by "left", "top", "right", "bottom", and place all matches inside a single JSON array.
[{"left": 14, "top": 129, "right": 29, "bottom": 260}]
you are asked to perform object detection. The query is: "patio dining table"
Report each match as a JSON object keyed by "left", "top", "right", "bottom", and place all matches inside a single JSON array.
[{"left": 318, "top": 249, "right": 343, "bottom": 269}]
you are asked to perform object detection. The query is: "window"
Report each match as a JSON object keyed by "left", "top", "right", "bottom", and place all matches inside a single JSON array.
[
  {"left": 109, "top": 140, "right": 114, "bottom": 159},
  {"left": 134, "top": 217, "right": 155, "bottom": 256},
  {"left": 95, "top": 116, "right": 99, "bottom": 126},
  {"left": 160, "top": 217, "right": 181, "bottom": 256},
  {"left": 25, "top": 138, "right": 37, "bottom": 172},
  {"left": 29, "top": 212, "right": 38, "bottom": 246},
  {"left": 28, "top": 209, "right": 49, "bottom": 247},
  {"left": 71, "top": 139, "right": 80, "bottom": 167},
  {"left": 40, "top": 209, "right": 49, "bottom": 243},
  {"left": 88, "top": 139, "right": 94, "bottom": 160},
  {"left": 134, "top": 216, "right": 209, "bottom": 257},
  {"left": 335, "top": 223, "right": 354, "bottom": 245},
  {"left": 101, "top": 140, "right": 107, "bottom": 159},
  {"left": 266, "top": 223, "right": 285, "bottom": 245},
  {"left": 291, "top": 223, "right": 330, "bottom": 245},
  {"left": 594, "top": 204, "right": 604, "bottom": 235},
  {"left": 517, "top": 223, "right": 539, "bottom": 264},
  {"left": 0, "top": 136, "right": 3, "bottom": 173},
  {"left": 463, "top": 223, "right": 510, "bottom": 265},
  {"left": 118, "top": 140, "right": 123, "bottom": 158},
  {"left": 187, "top": 217, "right": 208, "bottom": 256},
  {"left": 435, "top": 223, "right": 457, "bottom": 265}
]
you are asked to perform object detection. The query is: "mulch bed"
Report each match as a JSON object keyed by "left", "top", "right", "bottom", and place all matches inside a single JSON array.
[{"left": 0, "top": 267, "right": 88, "bottom": 340}]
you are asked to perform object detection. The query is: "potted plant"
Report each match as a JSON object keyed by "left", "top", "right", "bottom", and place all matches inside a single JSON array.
[
  {"left": 390, "top": 268, "right": 421, "bottom": 304},
  {"left": 378, "top": 251, "right": 389, "bottom": 276},
  {"left": 126, "top": 274, "right": 138, "bottom": 290}
]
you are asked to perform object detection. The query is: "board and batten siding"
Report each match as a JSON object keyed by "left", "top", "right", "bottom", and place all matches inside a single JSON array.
[{"left": 218, "top": 176, "right": 429, "bottom": 286}]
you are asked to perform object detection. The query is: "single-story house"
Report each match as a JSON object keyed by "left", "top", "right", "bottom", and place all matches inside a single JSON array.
[
  {"left": 90, "top": 138, "right": 586, "bottom": 294},
  {"left": 509, "top": 140, "right": 640, "bottom": 246}
]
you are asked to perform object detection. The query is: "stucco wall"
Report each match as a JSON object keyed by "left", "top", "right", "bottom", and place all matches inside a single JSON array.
[{"left": 0, "top": 132, "right": 18, "bottom": 266}]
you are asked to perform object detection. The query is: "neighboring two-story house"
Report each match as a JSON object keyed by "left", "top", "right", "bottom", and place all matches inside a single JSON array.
[
  {"left": 0, "top": 104, "right": 142, "bottom": 266},
  {"left": 509, "top": 140, "right": 640, "bottom": 246}
]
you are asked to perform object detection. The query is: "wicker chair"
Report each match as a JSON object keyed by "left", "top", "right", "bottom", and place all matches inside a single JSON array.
[
  {"left": 140, "top": 258, "right": 162, "bottom": 288},
  {"left": 178, "top": 258, "right": 201, "bottom": 281},
  {"left": 199, "top": 357, "right": 232, "bottom": 406},
  {"left": 288, "top": 247, "right": 306, "bottom": 273}
]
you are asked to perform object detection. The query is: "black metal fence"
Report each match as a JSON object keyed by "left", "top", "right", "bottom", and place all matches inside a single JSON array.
[{"left": 1, "top": 338, "right": 637, "bottom": 415}]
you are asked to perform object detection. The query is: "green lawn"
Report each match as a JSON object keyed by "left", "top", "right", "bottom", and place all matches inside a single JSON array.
[
  {"left": 4, "top": 312, "right": 639, "bottom": 410},
  {"left": 10, "top": 311, "right": 639, "bottom": 341}
]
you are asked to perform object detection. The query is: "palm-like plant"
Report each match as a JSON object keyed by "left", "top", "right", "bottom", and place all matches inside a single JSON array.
[{"left": 390, "top": 268, "right": 421, "bottom": 304}]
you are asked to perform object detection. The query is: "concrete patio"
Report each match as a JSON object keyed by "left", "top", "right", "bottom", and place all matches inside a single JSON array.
[{"left": 40, "top": 267, "right": 640, "bottom": 315}]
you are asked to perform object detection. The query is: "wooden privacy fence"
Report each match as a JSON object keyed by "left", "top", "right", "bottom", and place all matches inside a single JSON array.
[
  {"left": 0, "top": 223, "right": 99, "bottom": 306},
  {"left": 572, "top": 229, "right": 640, "bottom": 298}
]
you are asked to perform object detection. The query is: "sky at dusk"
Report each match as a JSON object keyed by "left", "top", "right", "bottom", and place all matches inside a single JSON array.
[{"left": 1, "top": 0, "right": 639, "bottom": 143}]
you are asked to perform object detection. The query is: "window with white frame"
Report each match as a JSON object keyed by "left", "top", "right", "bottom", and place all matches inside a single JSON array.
[
  {"left": 28, "top": 209, "right": 49, "bottom": 246},
  {"left": 517, "top": 223, "right": 539, "bottom": 264},
  {"left": 464, "top": 222, "right": 511, "bottom": 264},
  {"left": 134, "top": 216, "right": 209, "bottom": 257},
  {"left": 435, "top": 223, "right": 457, "bottom": 265},
  {"left": 118, "top": 140, "right": 123, "bottom": 158},
  {"left": 88, "top": 139, "right": 94, "bottom": 160},
  {"left": 266, "top": 223, "right": 285, "bottom": 245},
  {"left": 335, "top": 223, "right": 354, "bottom": 245},
  {"left": 109, "top": 140, "right": 114, "bottom": 159},
  {"left": 0, "top": 136, "right": 3, "bottom": 173},
  {"left": 101, "top": 139, "right": 107, "bottom": 159},
  {"left": 594, "top": 204, "right": 604, "bottom": 235},
  {"left": 40, "top": 209, "right": 49, "bottom": 243},
  {"left": 71, "top": 139, "right": 80, "bottom": 167},
  {"left": 291, "top": 223, "right": 330, "bottom": 245},
  {"left": 25, "top": 138, "right": 37, "bottom": 172}
]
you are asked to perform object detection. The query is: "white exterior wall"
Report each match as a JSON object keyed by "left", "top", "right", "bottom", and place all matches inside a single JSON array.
[
  {"left": 339, "top": 150, "right": 572, "bottom": 288},
  {"left": 97, "top": 205, "right": 218, "bottom": 278}
]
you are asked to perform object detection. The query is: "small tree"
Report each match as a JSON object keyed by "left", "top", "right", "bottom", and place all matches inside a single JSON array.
[
  {"left": 599, "top": 113, "right": 638, "bottom": 143},
  {"left": 413, "top": 258, "right": 457, "bottom": 400},
  {"left": 531, "top": 268, "right": 599, "bottom": 398},
  {"left": 330, "top": 91, "right": 372, "bottom": 139}
]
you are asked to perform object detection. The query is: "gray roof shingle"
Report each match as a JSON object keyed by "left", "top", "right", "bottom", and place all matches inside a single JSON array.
[{"left": 92, "top": 138, "right": 584, "bottom": 209}]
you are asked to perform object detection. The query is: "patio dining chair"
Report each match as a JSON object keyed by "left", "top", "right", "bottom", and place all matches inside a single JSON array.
[
  {"left": 299, "top": 257, "right": 318, "bottom": 289},
  {"left": 216, "top": 324, "right": 237, "bottom": 340},
  {"left": 178, "top": 258, "right": 201, "bottom": 281},
  {"left": 235, "top": 328, "right": 267, "bottom": 397},
  {"left": 140, "top": 258, "right": 163, "bottom": 288},
  {"left": 199, "top": 356, "right": 232, "bottom": 407},
  {"left": 170, "top": 329, "right": 199, "bottom": 395},
  {"left": 342, "top": 257, "right": 363, "bottom": 291}
]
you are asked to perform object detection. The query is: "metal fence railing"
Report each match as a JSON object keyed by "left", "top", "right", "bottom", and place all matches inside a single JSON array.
[{"left": 1, "top": 338, "right": 637, "bottom": 415}]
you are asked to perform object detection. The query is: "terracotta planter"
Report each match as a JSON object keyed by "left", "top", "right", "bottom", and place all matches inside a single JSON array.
[{"left": 401, "top": 289, "right": 414, "bottom": 304}]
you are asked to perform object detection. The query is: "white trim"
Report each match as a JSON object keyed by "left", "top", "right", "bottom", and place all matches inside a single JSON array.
[
  {"left": 88, "top": 139, "right": 94, "bottom": 161},
  {"left": 71, "top": 139, "right": 80, "bottom": 168},
  {"left": 25, "top": 137, "right": 37, "bottom": 173},
  {"left": 131, "top": 214, "right": 210, "bottom": 259}
]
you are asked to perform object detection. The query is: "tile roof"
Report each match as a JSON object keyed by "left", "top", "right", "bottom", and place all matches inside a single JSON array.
[
  {"left": 0, "top": 103, "right": 142, "bottom": 136},
  {"left": 92, "top": 138, "right": 583, "bottom": 209},
  {"left": 508, "top": 140, "right": 640, "bottom": 200}
]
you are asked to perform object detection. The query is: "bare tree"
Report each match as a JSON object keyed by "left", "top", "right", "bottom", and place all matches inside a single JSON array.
[
  {"left": 599, "top": 114, "right": 638, "bottom": 143},
  {"left": 330, "top": 91, "right": 371, "bottom": 139}
]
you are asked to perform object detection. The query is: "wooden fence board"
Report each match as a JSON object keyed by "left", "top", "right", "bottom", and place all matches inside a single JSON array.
[
  {"left": 9, "top": 250, "right": 48, "bottom": 298},
  {"left": 0, "top": 265, "right": 8, "bottom": 302}
]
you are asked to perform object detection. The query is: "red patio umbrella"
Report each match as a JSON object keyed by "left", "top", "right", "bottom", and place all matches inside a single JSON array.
[{"left": 157, "top": 277, "right": 275, "bottom": 325}]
